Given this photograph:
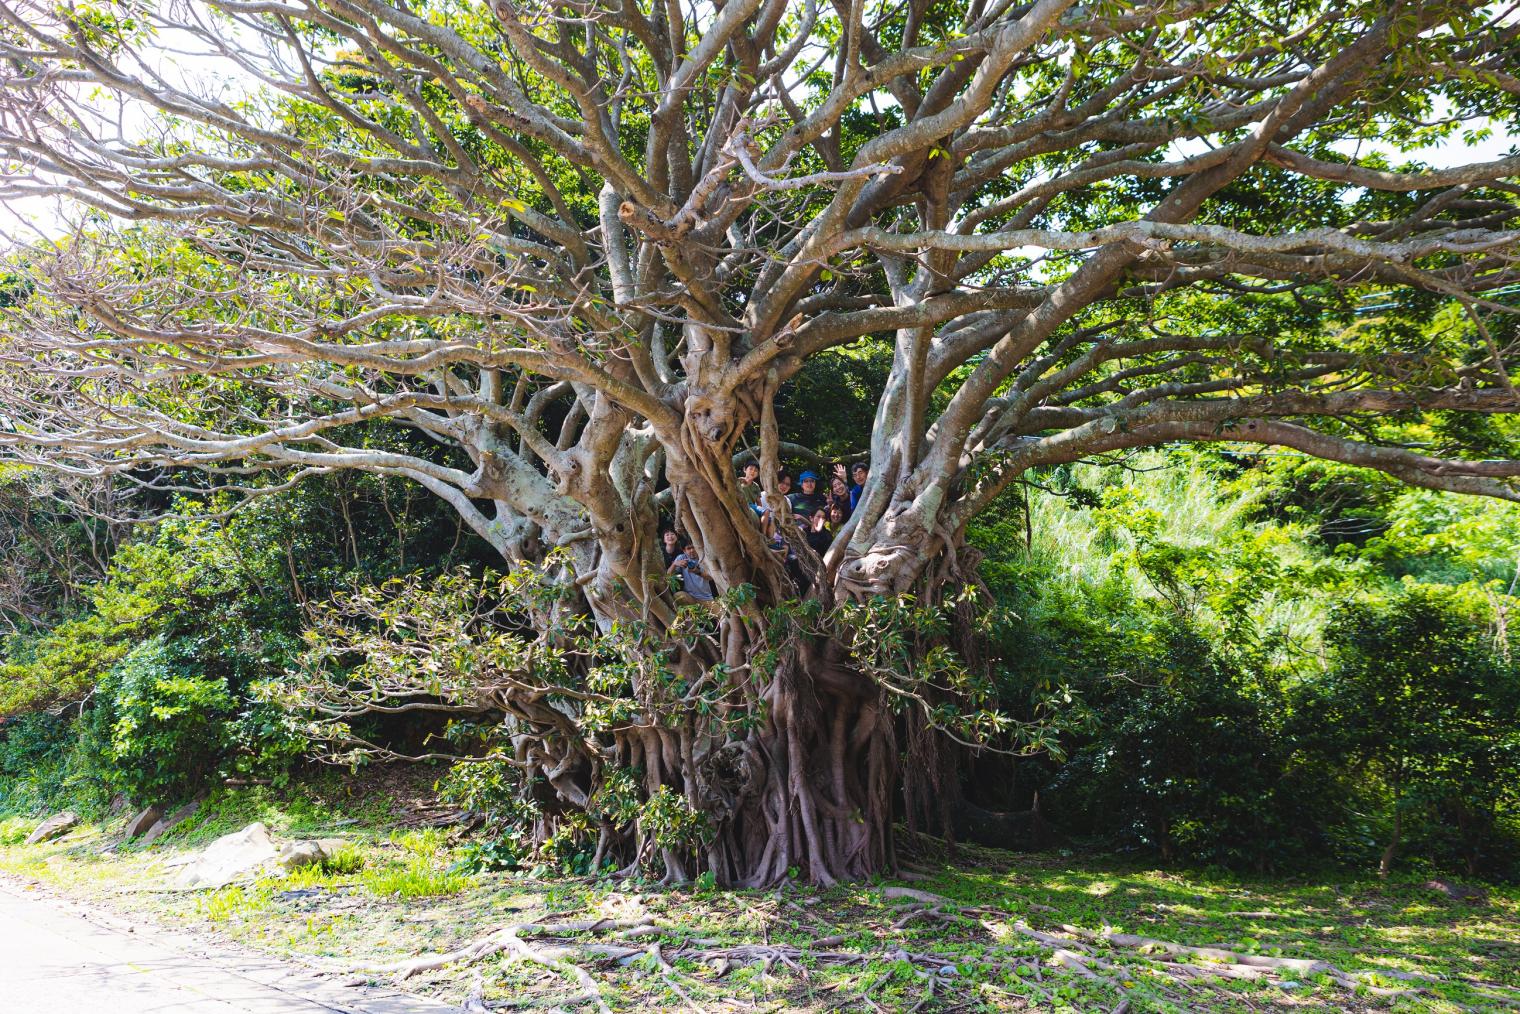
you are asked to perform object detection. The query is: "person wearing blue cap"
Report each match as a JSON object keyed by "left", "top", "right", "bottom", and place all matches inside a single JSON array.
[{"left": 789, "top": 469, "right": 825, "bottom": 516}]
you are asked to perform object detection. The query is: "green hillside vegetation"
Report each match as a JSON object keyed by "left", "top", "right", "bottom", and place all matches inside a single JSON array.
[{"left": 5, "top": 445, "right": 1517, "bottom": 880}]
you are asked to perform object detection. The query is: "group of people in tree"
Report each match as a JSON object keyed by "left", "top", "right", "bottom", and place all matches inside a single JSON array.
[{"left": 663, "top": 460, "right": 870, "bottom": 602}]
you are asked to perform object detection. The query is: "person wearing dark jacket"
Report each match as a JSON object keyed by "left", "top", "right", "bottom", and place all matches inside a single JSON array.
[
  {"left": 789, "top": 470, "right": 825, "bottom": 516},
  {"left": 659, "top": 528, "right": 682, "bottom": 569},
  {"left": 804, "top": 507, "right": 832, "bottom": 554}
]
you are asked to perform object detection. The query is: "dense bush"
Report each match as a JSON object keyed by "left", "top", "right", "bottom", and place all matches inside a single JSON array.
[
  {"left": 0, "top": 468, "right": 490, "bottom": 812},
  {"left": 972, "top": 452, "right": 1520, "bottom": 877},
  {"left": 0, "top": 712, "right": 97, "bottom": 816},
  {"left": 1300, "top": 586, "right": 1520, "bottom": 877},
  {"left": 87, "top": 636, "right": 235, "bottom": 803},
  {"left": 1047, "top": 623, "right": 1324, "bottom": 870}
]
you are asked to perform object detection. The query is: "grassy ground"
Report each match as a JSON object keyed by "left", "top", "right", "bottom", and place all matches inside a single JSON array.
[{"left": 1, "top": 779, "right": 1517, "bottom": 1012}]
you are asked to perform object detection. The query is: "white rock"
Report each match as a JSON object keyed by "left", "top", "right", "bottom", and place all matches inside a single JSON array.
[{"left": 173, "top": 823, "right": 278, "bottom": 889}]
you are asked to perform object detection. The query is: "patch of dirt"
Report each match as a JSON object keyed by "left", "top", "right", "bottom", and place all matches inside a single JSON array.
[{"left": 306, "top": 762, "right": 468, "bottom": 828}]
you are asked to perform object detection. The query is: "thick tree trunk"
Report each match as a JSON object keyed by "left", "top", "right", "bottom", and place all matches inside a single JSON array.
[
  {"left": 470, "top": 390, "right": 969, "bottom": 887},
  {"left": 522, "top": 557, "right": 901, "bottom": 884},
  {"left": 573, "top": 627, "right": 898, "bottom": 887},
  {"left": 702, "top": 642, "right": 897, "bottom": 886},
  {"left": 567, "top": 515, "right": 925, "bottom": 884}
]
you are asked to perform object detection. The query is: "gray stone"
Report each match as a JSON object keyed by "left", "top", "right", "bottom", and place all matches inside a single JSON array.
[
  {"left": 173, "top": 823, "right": 278, "bottom": 890},
  {"left": 277, "top": 841, "right": 325, "bottom": 871},
  {"left": 1426, "top": 878, "right": 1488, "bottom": 904},
  {"left": 25, "top": 811, "right": 78, "bottom": 845},
  {"left": 124, "top": 805, "right": 165, "bottom": 839},
  {"left": 141, "top": 799, "right": 202, "bottom": 846}
]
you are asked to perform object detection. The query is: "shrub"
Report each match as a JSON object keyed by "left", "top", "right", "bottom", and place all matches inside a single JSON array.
[
  {"left": 1299, "top": 585, "right": 1520, "bottom": 877},
  {"left": 0, "top": 815, "right": 34, "bottom": 844},
  {"left": 0, "top": 712, "right": 70, "bottom": 815},
  {"left": 1047, "top": 623, "right": 1323, "bottom": 869},
  {"left": 0, "top": 712, "right": 109, "bottom": 818},
  {"left": 93, "top": 636, "right": 235, "bottom": 803},
  {"left": 225, "top": 700, "right": 305, "bottom": 787}
]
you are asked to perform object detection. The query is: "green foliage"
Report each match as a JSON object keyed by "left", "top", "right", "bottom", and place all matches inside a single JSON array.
[
  {"left": 0, "top": 509, "right": 298, "bottom": 719},
  {"left": 0, "top": 467, "right": 118, "bottom": 631},
  {"left": 364, "top": 830, "right": 469, "bottom": 898},
  {"left": 975, "top": 451, "right": 1520, "bottom": 875},
  {"left": 196, "top": 884, "right": 276, "bottom": 923},
  {"left": 225, "top": 703, "right": 306, "bottom": 786},
  {"left": 0, "top": 468, "right": 484, "bottom": 806},
  {"left": 535, "top": 813, "right": 598, "bottom": 875},
  {"left": 775, "top": 344, "right": 892, "bottom": 461},
  {"left": 0, "top": 712, "right": 102, "bottom": 817},
  {"left": 1361, "top": 488, "right": 1520, "bottom": 587},
  {"left": 0, "top": 610, "right": 141, "bottom": 719},
  {"left": 640, "top": 785, "right": 709, "bottom": 851},
  {"left": 452, "top": 834, "right": 527, "bottom": 874},
  {"left": 91, "top": 636, "right": 235, "bottom": 804},
  {"left": 0, "top": 815, "right": 32, "bottom": 844},
  {"left": 361, "top": 864, "right": 468, "bottom": 899},
  {"left": 1050, "top": 623, "right": 1322, "bottom": 870},
  {"left": 439, "top": 757, "right": 541, "bottom": 872},
  {"left": 1301, "top": 585, "right": 1520, "bottom": 875}
]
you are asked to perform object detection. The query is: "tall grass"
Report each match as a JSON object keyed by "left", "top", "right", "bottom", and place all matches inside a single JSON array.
[
  {"left": 360, "top": 828, "right": 468, "bottom": 899},
  {"left": 986, "top": 451, "right": 1351, "bottom": 672}
]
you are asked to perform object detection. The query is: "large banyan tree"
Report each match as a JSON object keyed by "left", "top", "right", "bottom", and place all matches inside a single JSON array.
[{"left": 1, "top": 0, "right": 1518, "bottom": 884}]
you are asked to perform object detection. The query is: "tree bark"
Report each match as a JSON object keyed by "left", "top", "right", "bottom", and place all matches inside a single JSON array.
[{"left": 1380, "top": 794, "right": 1402, "bottom": 879}]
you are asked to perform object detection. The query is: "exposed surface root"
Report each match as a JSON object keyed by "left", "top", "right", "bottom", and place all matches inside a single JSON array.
[
  {"left": 879, "top": 886, "right": 1452, "bottom": 1003},
  {"left": 360, "top": 909, "right": 975, "bottom": 1005},
  {"left": 364, "top": 915, "right": 651, "bottom": 1014},
  {"left": 360, "top": 888, "right": 1512, "bottom": 1009}
]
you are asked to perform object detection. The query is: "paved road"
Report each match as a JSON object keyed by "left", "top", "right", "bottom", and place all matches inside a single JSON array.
[{"left": 0, "top": 879, "right": 458, "bottom": 1013}]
